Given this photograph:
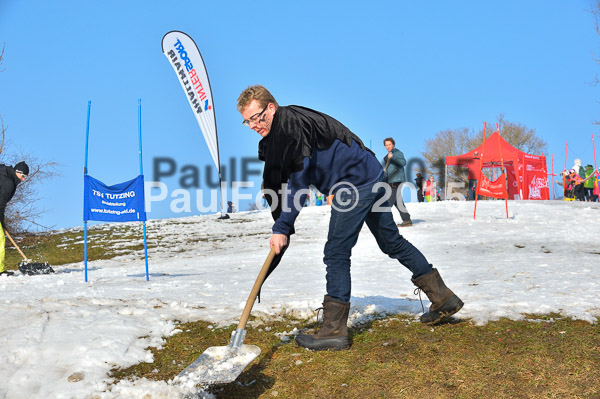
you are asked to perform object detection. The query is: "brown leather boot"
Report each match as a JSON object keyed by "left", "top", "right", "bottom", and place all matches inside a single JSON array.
[
  {"left": 412, "top": 268, "right": 463, "bottom": 325},
  {"left": 295, "top": 295, "right": 351, "bottom": 351}
]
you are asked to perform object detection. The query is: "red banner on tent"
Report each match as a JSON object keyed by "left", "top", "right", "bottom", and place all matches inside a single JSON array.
[
  {"left": 521, "top": 154, "right": 549, "bottom": 200},
  {"left": 477, "top": 174, "right": 507, "bottom": 199}
]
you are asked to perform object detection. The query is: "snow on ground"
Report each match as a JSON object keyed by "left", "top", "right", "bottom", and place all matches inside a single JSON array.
[{"left": 0, "top": 200, "right": 598, "bottom": 398}]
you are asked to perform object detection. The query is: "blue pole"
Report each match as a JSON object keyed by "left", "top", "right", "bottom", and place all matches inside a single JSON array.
[
  {"left": 143, "top": 225, "right": 149, "bottom": 281},
  {"left": 84, "top": 101, "right": 91, "bottom": 282},
  {"left": 84, "top": 224, "right": 88, "bottom": 282},
  {"left": 138, "top": 99, "right": 149, "bottom": 281},
  {"left": 85, "top": 101, "right": 91, "bottom": 174},
  {"left": 138, "top": 99, "right": 143, "bottom": 175}
]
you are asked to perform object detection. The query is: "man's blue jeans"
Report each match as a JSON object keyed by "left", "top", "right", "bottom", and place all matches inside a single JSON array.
[{"left": 324, "top": 178, "right": 433, "bottom": 302}]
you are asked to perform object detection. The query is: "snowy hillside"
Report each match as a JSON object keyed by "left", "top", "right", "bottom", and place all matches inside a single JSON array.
[{"left": 0, "top": 200, "right": 598, "bottom": 398}]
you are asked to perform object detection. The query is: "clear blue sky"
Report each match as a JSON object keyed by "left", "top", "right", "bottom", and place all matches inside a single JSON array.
[{"left": 1, "top": 1, "right": 598, "bottom": 230}]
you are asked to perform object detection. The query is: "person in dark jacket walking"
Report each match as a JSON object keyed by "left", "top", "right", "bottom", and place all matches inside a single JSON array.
[
  {"left": 0, "top": 161, "right": 28, "bottom": 276},
  {"left": 237, "top": 85, "right": 463, "bottom": 351},
  {"left": 415, "top": 173, "right": 425, "bottom": 203},
  {"left": 382, "top": 138, "right": 412, "bottom": 226}
]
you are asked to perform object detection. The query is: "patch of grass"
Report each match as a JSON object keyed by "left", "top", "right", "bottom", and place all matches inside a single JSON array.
[
  {"left": 2, "top": 218, "right": 264, "bottom": 271},
  {"left": 3, "top": 224, "right": 155, "bottom": 270},
  {"left": 111, "top": 313, "right": 600, "bottom": 398}
]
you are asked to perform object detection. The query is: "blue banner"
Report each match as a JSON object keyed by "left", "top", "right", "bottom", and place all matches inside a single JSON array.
[{"left": 84, "top": 175, "right": 146, "bottom": 222}]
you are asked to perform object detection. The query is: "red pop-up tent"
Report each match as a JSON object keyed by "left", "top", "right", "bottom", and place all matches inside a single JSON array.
[{"left": 445, "top": 131, "right": 549, "bottom": 200}]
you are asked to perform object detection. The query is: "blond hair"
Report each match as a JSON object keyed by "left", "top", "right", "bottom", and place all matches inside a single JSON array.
[{"left": 237, "top": 85, "right": 279, "bottom": 112}]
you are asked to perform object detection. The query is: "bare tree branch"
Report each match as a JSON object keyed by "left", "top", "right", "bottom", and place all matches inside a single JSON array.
[
  {"left": 0, "top": 42, "right": 60, "bottom": 233},
  {"left": 0, "top": 44, "right": 5, "bottom": 73},
  {"left": 0, "top": 117, "right": 5, "bottom": 158},
  {"left": 586, "top": 1, "right": 600, "bottom": 123}
]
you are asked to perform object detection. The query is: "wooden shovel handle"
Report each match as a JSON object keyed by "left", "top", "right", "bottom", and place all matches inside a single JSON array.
[
  {"left": 4, "top": 230, "right": 28, "bottom": 261},
  {"left": 237, "top": 248, "right": 277, "bottom": 330}
]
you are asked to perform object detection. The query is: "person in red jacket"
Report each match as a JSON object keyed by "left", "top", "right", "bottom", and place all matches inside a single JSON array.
[{"left": 423, "top": 176, "right": 437, "bottom": 202}]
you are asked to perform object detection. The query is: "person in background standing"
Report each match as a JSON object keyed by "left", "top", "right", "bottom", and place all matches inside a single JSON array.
[
  {"left": 382, "top": 138, "right": 412, "bottom": 227},
  {"left": 584, "top": 165, "right": 597, "bottom": 202},
  {"left": 424, "top": 176, "right": 437, "bottom": 202},
  {"left": 227, "top": 201, "right": 236, "bottom": 213},
  {"left": 415, "top": 173, "right": 424, "bottom": 203},
  {"left": 571, "top": 159, "right": 585, "bottom": 201},
  {"left": 467, "top": 157, "right": 480, "bottom": 201},
  {"left": 595, "top": 169, "right": 600, "bottom": 200}
]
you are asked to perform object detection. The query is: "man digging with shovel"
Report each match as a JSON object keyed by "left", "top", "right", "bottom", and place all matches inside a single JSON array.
[
  {"left": 0, "top": 161, "right": 28, "bottom": 276},
  {"left": 237, "top": 85, "right": 463, "bottom": 351}
]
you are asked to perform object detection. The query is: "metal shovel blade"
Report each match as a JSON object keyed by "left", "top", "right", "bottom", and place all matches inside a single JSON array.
[
  {"left": 175, "top": 344, "right": 261, "bottom": 385},
  {"left": 175, "top": 249, "right": 276, "bottom": 386}
]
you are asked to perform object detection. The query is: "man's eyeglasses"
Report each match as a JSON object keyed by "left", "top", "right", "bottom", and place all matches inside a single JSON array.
[{"left": 242, "top": 104, "right": 269, "bottom": 127}]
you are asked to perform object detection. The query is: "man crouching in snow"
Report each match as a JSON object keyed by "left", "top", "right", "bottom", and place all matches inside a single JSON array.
[{"left": 237, "top": 85, "right": 463, "bottom": 351}]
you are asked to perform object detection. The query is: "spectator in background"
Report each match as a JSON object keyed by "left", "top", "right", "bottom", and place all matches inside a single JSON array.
[
  {"left": 469, "top": 180, "right": 477, "bottom": 201},
  {"left": 415, "top": 173, "right": 424, "bottom": 203},
  {"left": 467, "top": 153, "right": 480, "bottom": 201},
  {"left": 423, "top": 176, "right": 437, "bottom": 202},
  {"left": 315, "top": 191, "right": 324, "bottom": 206},
  {"left": 584, "top": 165, "right": 597, "bottom": 202},
  {"left": 571, "top": 159, "right": 586, "bottom": 201},
  {"left": 559, "top": 169, "right": 576, "bottom": 201},
  {"left": 595, "top": 169, "right": 600, "bottom": 200},
  {"left": 227, "top": 201, "right": 236, "bottom": 213},
  {"left": 382, "top": 138, "right": 412, "bottom": 227}
]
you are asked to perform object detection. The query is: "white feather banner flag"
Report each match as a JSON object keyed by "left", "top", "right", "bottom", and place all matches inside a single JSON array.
[{"left": 161, "top": 31, "right": 220, "bottom": 173}]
